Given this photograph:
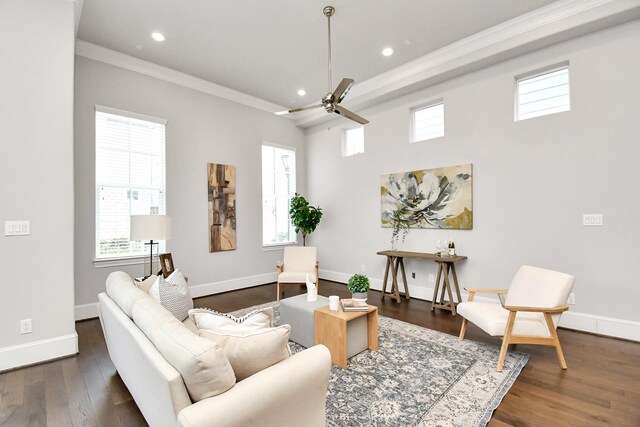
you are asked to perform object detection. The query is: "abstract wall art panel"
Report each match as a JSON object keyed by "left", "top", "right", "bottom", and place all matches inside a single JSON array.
[
  {"left": 208, "top": 163, "right": 236, "bottom": 252},
  {"left": 381, "top": 164, "right": 473, "bottom": 229}
]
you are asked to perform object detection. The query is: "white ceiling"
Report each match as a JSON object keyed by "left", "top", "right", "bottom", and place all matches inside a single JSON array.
[{"left": 76, "top": 0, "right": 640, "bottom": 127}]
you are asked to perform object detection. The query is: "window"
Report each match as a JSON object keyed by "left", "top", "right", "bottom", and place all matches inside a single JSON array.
[
  {"left": 516, "top": 65, "right": 569, "bottom": 121},
  {"left": 262, "top": 144, "right": 296, "bottom": 246},
  {"left": 95, "top": 106, "right": 167, "bottom": 259},
  {"left": 412, "top": 101, "right": 444, "bottom": 142},
  {"left": 342, "top": 126, "right": 364, "bottom": 157}
]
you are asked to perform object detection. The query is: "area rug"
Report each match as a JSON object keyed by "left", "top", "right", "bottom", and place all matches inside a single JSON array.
[{"left": 230, "top": 302, "right": 528, "bottom": 427}]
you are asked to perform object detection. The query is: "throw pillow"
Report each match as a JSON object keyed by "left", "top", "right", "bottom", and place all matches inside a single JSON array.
[
  {"left": 149, "top": 269, "right": 193, "bottom": 321},
  {"left": 188, "top": 307, "right": 274, "bottom": 333},
  {"left": 135, "top": 274, "right": 157, "bottom": 293},
  {"left": 199, "top": 325, "right": 292, "bottom": 381}
]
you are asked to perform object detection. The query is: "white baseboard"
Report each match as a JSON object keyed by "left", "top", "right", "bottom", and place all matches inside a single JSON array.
[
  {"left": 0, "top": 333, "right": 78, "bottom": 372},
  {"left": 189, "top": 272, "right": 277, "bottom": 298},
  {"left": 320, "top": 269, "right": 640, "bottom": 342},
  {"left": 76, "top": 302, "right": 99, "bottom": 320}
]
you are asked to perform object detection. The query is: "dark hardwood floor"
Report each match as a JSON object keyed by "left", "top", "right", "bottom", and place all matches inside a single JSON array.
[{"left": 1, "top": 280, "right": 639, "bottom": 426}]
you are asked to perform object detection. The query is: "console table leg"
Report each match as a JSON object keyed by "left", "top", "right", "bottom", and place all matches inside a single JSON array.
[
  {"left": 381, "top": 257, "right": 391, "bottom": 300},
  {"left": 391, "top": 257, "right": 401, "bottom": 303},
  {"left": 399, "top": 258, "right": 410, "bottom": 300},
  {"left": 451, "top": 264, "right": 462, "bottom": 303},
  {"left": 431, "top": 263, "right": 444, "bottom": 311}
]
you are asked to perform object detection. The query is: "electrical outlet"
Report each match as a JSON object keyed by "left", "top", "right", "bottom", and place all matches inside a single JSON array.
[
  {"left": 567, "top": 293, "right": 576, "bottom": 305},
  {"left": 428, "top": 274, "right": 435, "bottom": 283},
  {"left": 20, "top": 319, "right": 32, "bottom": 334},
  {"left": 360, "top": 264, "right": 366, "bottom": 273},
  {"left": 411, "top": 272, "right": 416, "bottom": 279},
  {"left": 582, "top": 214, "right": 603, "bottom": 226}
]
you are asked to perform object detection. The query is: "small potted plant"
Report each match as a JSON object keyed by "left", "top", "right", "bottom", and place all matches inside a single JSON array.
[{"left": 348, "top": 273, "right": 370, "bottom": 301}]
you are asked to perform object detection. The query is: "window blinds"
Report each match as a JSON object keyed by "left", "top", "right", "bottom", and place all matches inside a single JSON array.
[
  {"left": 517, "top": 67, "right": 570, "bottom": 121},
  {"left": 95, "top": 107, "right": 167, "bottom": 258},
  {"left": 413, "top": 102, "right": 444, "bottom": 142}
]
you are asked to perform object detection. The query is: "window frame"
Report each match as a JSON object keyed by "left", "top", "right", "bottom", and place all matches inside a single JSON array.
[
  {"left": 515, "top": 63, "right": 570, "bottom": 121},
  {"left": 94, "top": 105, "right": 168, "bottom": 264},
  {"left": 261, "top": 142, "right": 297, "bottom": 248},
  {"left": 411, "top": 99, "right": 445, "bottom": 143}
]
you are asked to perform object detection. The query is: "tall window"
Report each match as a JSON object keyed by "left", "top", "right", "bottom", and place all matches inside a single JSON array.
[
  {"left": 412, "top": 101, "right": 444, "bottom": 142},
  {"left": 95, "top": 106, "right": 167, "bottom": 259},
  {"left": 342, "top": 126, "right": 364, "bottom": 157},
  {"left": 262, "top": 144, "right": 296, "bottom": 246},
  {"left": 516, "top": 65, "right": 570, "bottom": 121}
]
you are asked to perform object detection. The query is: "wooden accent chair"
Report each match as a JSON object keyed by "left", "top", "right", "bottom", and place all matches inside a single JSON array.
[
  {"left": 458, "top": 265, "right": 575, "bottom": 372},
  {"left": 276, "top": 246, "right": 319, "bottom": 302}
]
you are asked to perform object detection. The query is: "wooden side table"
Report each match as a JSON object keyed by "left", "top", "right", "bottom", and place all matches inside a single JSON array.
[{"left": 314, "top": 305, "right": 378, "bottom": 369}]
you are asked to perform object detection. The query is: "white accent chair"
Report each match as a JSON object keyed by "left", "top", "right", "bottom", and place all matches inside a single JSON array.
[
  {"left": 457, "top": 265, "right": 575, "bottom": 372},
  {"left": 276, "top": 246, "right": 319, "bottom": 302}
]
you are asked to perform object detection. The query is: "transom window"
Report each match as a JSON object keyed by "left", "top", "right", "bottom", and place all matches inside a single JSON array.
[
  {"left": 516, "top": 65, "right": 570, "bottom": 121},
  {"left": 343, "top": 126, "right": 364, "bottom": 157},
  {"left": 412, "top": 101, "right": 444, "bottom": 142}
]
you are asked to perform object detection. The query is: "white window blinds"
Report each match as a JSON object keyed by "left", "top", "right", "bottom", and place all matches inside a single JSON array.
[
  {"left": 412, "top": 101, "right": 444, "bottom": 142},
  {"left": 262, "top": 144, "right": 296, "bottom": 246},
  {"left": 95, "top": 106, "right": 167, "bottom": 259},
  {"left": 516, "top": 66, "right": 570, "bottom": 121}
]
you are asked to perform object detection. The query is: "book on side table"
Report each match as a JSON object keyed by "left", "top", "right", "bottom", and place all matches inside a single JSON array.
[{"left": 341, "top": 299, "right": 369, "bottom": 312}]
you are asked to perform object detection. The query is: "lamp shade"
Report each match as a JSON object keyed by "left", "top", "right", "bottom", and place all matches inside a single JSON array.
[{"left": 130, "top": 215, "right": 172, "bottom": 241}]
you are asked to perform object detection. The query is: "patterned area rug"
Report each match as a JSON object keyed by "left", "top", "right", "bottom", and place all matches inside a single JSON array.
[{"left": 230, "top": 302, "right": 528, "bottom": 427}]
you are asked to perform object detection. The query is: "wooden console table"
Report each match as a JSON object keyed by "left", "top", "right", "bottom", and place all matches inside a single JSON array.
[{"left": 376, "top": 250, "right": 467, "bottom": 315}]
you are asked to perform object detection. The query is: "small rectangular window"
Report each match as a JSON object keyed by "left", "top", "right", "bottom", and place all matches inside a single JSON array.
[
  {"left": 262, "top": 144, "right": 296, "bottom": 246},
  {"left": 342, "top": 126, "right": 364, "bottom": 157},
  {"left": 95, "top": 106, "right": 167, "bottom": 259},
  {"left": 412, "top": 101, "right": 444, "bottom": 142},
  {"left": 516, "top": 66, "right": 570, "bottom": 121}
]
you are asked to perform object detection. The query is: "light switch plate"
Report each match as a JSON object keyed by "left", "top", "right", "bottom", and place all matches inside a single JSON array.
[
  {"left": 4, "top": 220, "right": 30, "bottom": 236},
  {"left": 582, "top": 214, "right": 603, "bottom": 226}
]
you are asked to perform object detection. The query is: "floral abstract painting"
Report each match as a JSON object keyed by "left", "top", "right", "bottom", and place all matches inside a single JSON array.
[
  {"left": 208, "top": 163, "right": 236, "bottom": 252},
  {"left": 381, "top": 164, "right": 473, "bottom": 229}
]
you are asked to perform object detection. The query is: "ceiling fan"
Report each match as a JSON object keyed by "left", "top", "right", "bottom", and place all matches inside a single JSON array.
[{"left": 276, "top": 6, "right": 369, "bottom": 125}]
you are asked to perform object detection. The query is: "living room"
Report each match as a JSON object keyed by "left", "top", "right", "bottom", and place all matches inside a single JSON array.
[{"left": 2, "top": 0, "right": 640, "bottom": 426}]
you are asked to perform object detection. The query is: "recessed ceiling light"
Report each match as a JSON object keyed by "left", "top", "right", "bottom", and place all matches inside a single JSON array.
[
  {"left": 297, "top": 89, "right": 306, "bottom": 97},
  {"left": 382, "top": 47, "right": 394, "bottom": 57},
  {"left": 151, "top": 32, "right": 165, "bottom": 42},
  {"left": 403, "top": 39, "right": 412, "bottom": 46}
]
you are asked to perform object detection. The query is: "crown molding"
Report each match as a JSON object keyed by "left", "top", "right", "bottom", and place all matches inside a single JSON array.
[
  {"left": 75, "top": 40, "right": 288, "bottom": 115},
  {"left": 296, "top": 0, "right": 640, "bottom": 128}
]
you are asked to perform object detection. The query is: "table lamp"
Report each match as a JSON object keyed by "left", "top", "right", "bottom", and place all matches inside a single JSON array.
[{"left": 130, "top": 214, "right": 172, "bottom": 279}]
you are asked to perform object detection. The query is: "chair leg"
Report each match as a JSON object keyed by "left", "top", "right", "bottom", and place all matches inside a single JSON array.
[
  {"left": 276, "top": 282, "right": 281, "bottom": 302},
  {"left": 459, "top": 318, "right": 468, "bottom": 341},
  {"left": 497, "top": 311, "right": 517, "bottom": 372},
  {"left": 544, "top": 313, "right": 568, "bottom": 369}
]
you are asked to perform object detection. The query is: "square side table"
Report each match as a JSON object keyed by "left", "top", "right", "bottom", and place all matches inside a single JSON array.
[{"left": 314, "top": 305, "right": 378, "bottom": 369}]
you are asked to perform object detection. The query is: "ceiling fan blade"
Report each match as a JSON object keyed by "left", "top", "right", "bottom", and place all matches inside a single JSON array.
[
  {"left": 275, "top": 104, "right": 323, "bottom": 115},
  {"left": 334, "top": 105, "right": 369, "bottom": 125},
  {"left": 333, "top": 78, "right": 354, "bottom": 104}
]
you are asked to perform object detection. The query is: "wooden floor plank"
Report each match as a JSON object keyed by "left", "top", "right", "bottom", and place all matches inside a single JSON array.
[
  {"left": 61, "top": 356, "right": 98, "bottom": 427},
  {"left": 43, "top": 361, "right": 72, "bottom": 427},
  {"left": 0, "top": 369, "right": 25, "bottom": 426}
]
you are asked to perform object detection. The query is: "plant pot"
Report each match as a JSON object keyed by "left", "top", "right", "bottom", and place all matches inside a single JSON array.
[{"left": 351, "top": 292, "right": 368, "bottom": 301}]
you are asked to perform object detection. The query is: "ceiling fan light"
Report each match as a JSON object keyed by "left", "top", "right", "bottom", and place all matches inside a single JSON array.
[{"left": 297, "top": 89, "right": 306, "bottom": 96}]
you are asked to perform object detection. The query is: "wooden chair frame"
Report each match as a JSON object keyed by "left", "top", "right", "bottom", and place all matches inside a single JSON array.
[
  {"left": 459, "top": 287, "right": 569, "bottom": 372},
  {"left": 276, "top": 260, "right": 319, "bottom": 301}
]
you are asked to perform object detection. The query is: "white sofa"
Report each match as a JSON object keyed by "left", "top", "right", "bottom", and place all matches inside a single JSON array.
[{"left": 98, "top": 271, "right": 332, "bottom": 427}]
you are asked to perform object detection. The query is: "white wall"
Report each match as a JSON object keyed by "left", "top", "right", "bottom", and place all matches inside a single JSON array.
[
  {"left": 306, "top": 21, "right": 640, "bottom": 340},
  {"left": 74, "top": 56, "right": 306, "bottom": 314},
  {"left": 0, "top": 0, "right": 77, "bottom": 370}
]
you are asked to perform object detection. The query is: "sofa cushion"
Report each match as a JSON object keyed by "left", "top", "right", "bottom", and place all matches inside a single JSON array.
[
  {"left": 199, "top": 325, "right": 292, "bottom": 381},
  {"left": 132, "top": 296, "right": 236, "bottom": 402},
  {"left": 106, "top": 271, "right": 151, "bottom": 318},
  {"left": 188, "top": 307, "right": 274, "bottom": 333},
  {"left": 149, "top": 269, "right": 193, "bottom": 321}
]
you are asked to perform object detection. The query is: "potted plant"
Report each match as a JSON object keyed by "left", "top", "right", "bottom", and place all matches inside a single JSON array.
[
  {"left": 348, "top": 273, "right": 370, "bottom": 301},
  {"left": 289, "top": 193, "right": 323, "bottom": 246}
]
